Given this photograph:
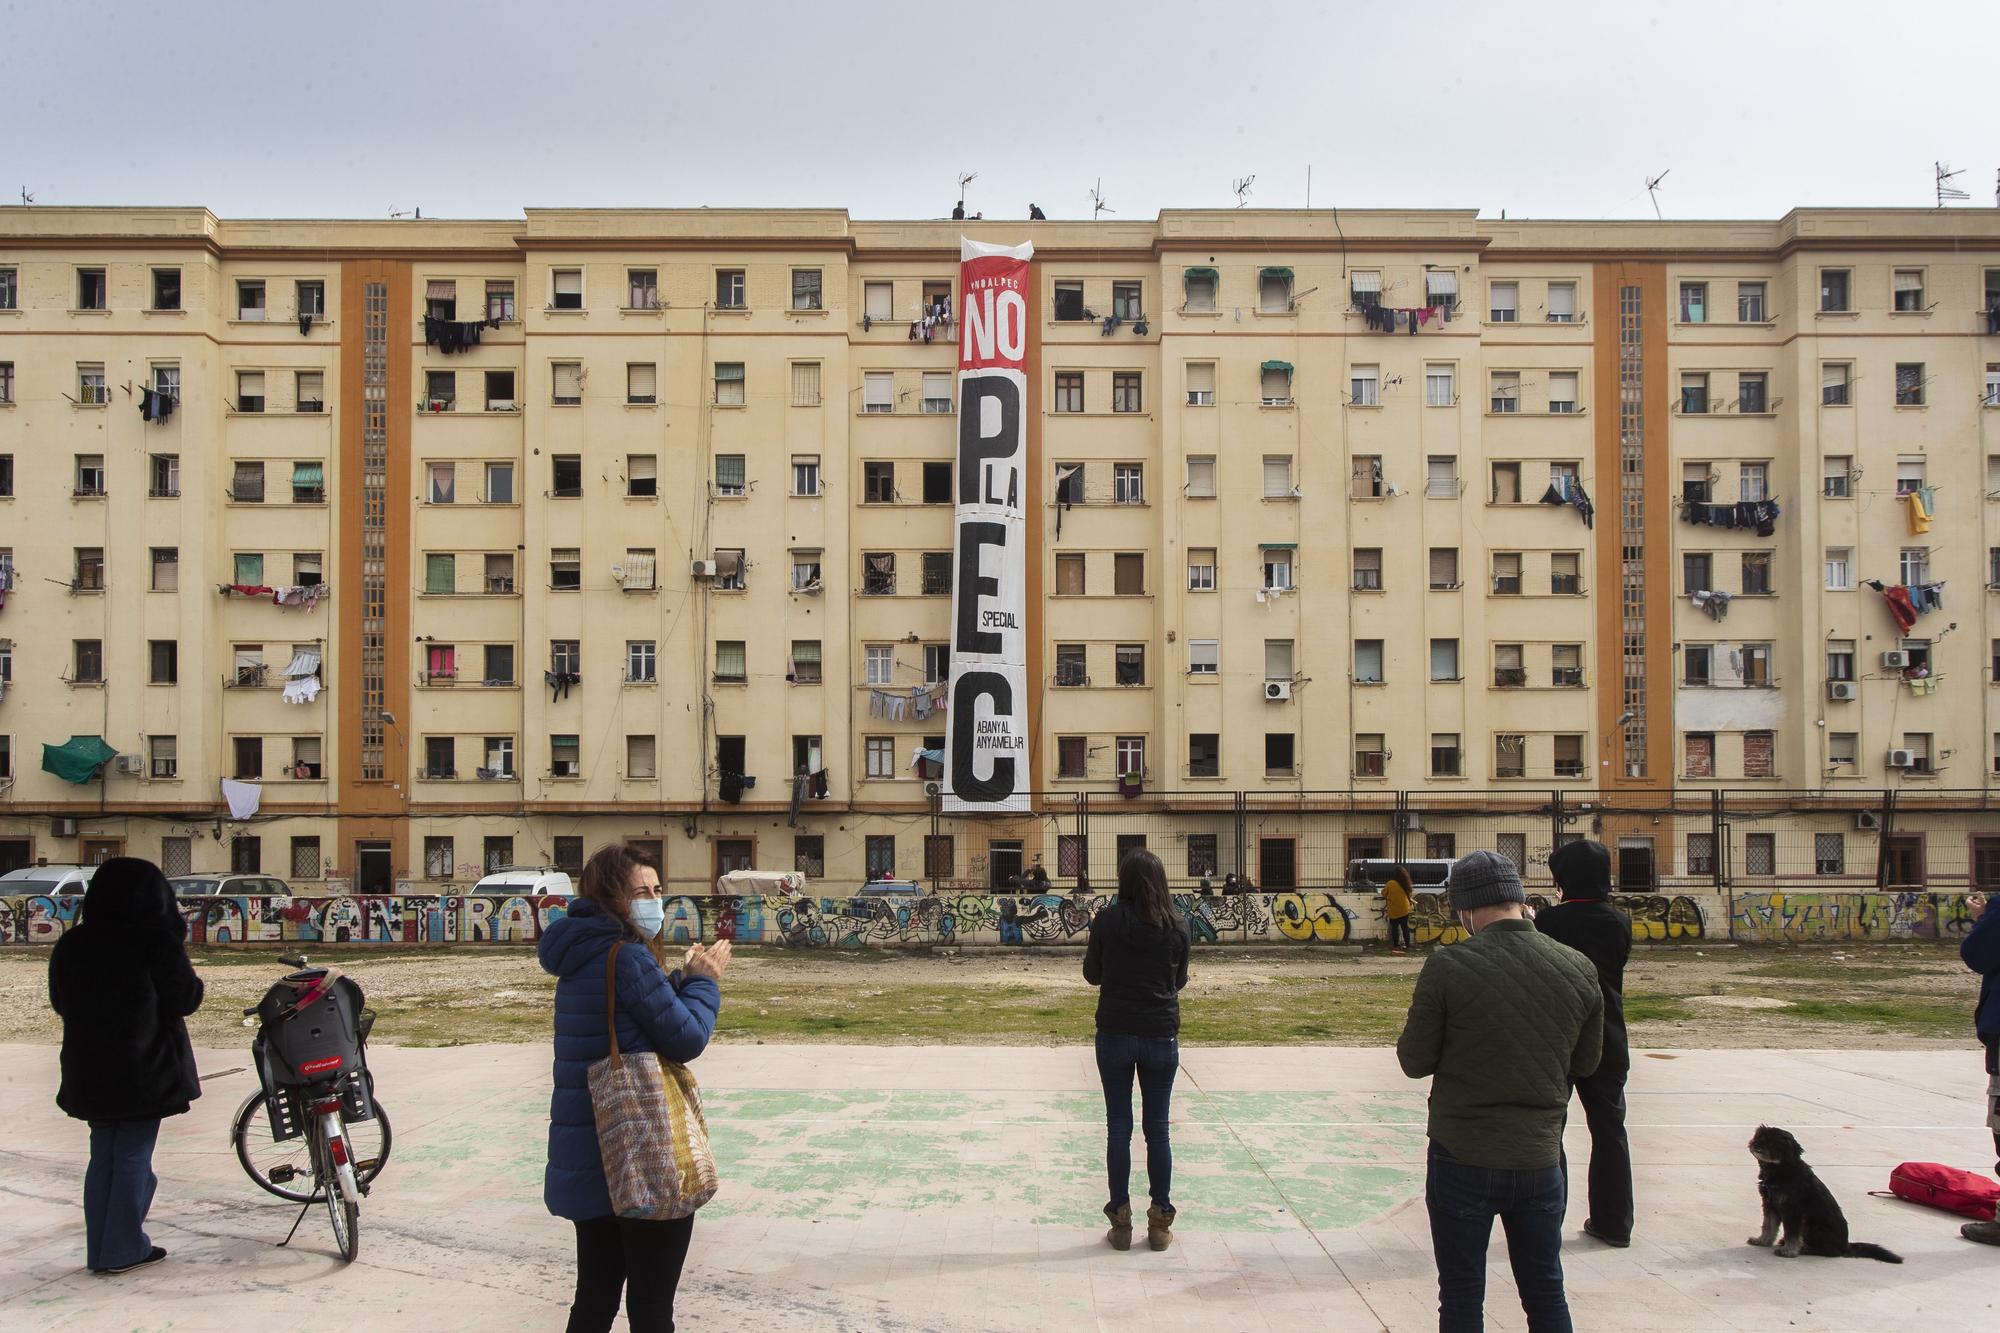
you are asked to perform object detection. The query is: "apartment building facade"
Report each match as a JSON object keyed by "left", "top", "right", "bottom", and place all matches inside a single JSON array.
[{"left": 1, "top": 205, "right": 1997, "bottom": 893}]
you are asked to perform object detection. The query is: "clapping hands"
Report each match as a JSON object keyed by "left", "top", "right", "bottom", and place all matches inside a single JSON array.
[{"left": 683, "top": 939, "right": 733, "bottom": 981}]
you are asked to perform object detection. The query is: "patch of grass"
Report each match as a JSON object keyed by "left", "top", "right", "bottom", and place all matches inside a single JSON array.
[
  {"left": 1737, "top": 962, "right": 1936, "bottom": 983},
  {"left": 1771, "top": 997, "right": 1968, "bottom": 1035},
  {"left": 1623, "top": 994, "right": 1697, "bottom": 1024}
]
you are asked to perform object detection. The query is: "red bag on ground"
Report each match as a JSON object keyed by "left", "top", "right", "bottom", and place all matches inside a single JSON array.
[{"left": 1886, "top": 1162, "right": 2000, "bottom": 1220}]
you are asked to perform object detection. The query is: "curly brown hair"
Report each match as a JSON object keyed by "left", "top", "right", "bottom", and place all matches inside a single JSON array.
[{"left": 577, "top": 843, "right": 665, "bottom": 958}]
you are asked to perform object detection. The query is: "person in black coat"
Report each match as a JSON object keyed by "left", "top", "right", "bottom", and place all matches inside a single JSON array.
[
  {"left": 48, "top": 858, "right": 204, "bottom": 1274},
  {"left": 1536, "top": 839, "right": 1634, "bottom": 1247},
  {"left": 1083, "top": 849, "right": 1190, "bottom": 1254}
]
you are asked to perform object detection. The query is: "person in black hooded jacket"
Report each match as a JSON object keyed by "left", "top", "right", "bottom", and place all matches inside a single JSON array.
[
  {"left": 1535, "top": 839, "right": 1634, "bottom": 1248},
  {"left": 1083, "top": 849, "right": 1190, "bottom": 1253},
  {"left": 47, "top": 858, "right": 204, "bottom": 1274}
]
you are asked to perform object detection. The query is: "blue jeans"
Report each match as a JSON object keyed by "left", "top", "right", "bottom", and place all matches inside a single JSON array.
[
  {"left": 85, "top": 1118, "right": 161, "bottom": 1271},
  {"left": 1096, "top": 1033, "right": 1178, "bottom": 1211},
  {"left": 1425, "top": 1141, "right": 1571, "bottom": 1333}
]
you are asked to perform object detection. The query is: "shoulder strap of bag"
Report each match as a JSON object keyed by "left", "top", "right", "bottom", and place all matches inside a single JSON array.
[{"left": 603, "top": 940, "right": 625, "bottom": 1071}]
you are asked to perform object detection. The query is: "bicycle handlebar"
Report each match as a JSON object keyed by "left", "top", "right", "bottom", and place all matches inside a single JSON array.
[{"left": 278, "top": 954, "right": 307, "bottom": 968}]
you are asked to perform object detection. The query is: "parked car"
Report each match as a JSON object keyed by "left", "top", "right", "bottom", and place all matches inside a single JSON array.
[
  {"left": 856, "top": 877, "right": 924, "bottom": 897},
  {"left": 473, "top": 865, "right": 574, "bottom": 897},
  {"left": 717, "top": 869, "right": 804, "bottom": 898},
  {"left": 0, "top": 865, "right": 96, "bottom": 896},
  {"left": 170, "top": 874, "right": 294, "bottom": 898}
]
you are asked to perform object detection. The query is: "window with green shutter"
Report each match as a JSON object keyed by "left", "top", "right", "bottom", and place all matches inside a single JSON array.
[
  {"left": 426, "top": 553, "right": 455, "bottom": 594},
  {"left": 235, "top": 553, "right": 264, "bottom": 585}
]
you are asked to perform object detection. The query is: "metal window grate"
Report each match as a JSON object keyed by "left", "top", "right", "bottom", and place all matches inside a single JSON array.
[
  {"left": 1616, "top": 284, "right": 1648, "bottom": 779},
  {"left": 361, "top": 283, "right": 388, "bottom": 779}
]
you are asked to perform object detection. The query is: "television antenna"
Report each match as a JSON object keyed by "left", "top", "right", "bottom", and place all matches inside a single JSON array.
[
  {"left": 1231, "top": 175, "right": 1255, "bottom": 208},
  {"left": 956, "top": 171, "right": 977, "bottom": 212},
  {"left": 18, "top": 187, "right": 32, "bottom": 206},
  {"left": 1934, "top": 161, "right": 1970, "bottom": 207},
  {"left": 1644, "top": 170, "right": 1670, "bottom": 220},
  {"left": 1089, "top": 179, "right": 1114, "bottom": 221}
]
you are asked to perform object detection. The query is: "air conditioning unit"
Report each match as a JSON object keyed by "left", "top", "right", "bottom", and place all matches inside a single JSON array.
[
  {"left": 1880, "top": 650, "right": 1910, "bottom": 670},
  {"left": 690, "top": 559, "right": 717, "bottom": 579},
  {"left": 1854, "top": 810, "right": 1881, "bottom": 830},
  {"left": 1885, "top": 749, "right": 1916, "bottom": 769},
  {"left": 1264, "top": 680, "right": 1292, "bottom": 701},
  {"left": 51, "top": 816, "right": 79, "bottom": 837},
  {"left": 1826, "top": 680, "right": 1858, "bottom": 702},
  {"left": 1396, "top": 811, "right": 1424, "bottom": 832},
  {"left": 113, "top": 755, "right": 145, "bottom": 775}
]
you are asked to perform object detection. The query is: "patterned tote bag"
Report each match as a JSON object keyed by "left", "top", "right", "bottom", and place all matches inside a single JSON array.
[{"left": 586, "top": 941, "right": 720, "bottom": 1219}]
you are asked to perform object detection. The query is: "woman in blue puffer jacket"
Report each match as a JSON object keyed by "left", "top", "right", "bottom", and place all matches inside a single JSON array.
[{"left": 540, "top": 842, "right": 728, "bottom": 1333}]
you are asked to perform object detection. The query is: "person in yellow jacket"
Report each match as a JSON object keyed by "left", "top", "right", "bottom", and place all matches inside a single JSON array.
[{"left": 1383, "top": 864, "right": 1416, "bottom": 954}]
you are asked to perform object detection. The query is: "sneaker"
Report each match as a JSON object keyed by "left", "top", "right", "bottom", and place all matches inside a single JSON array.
[
  {"left": 95, "top": 1246, "right": 167, "bottom": 1276},
  {"left": 1963, "top": 1220, "right": 2000, "bottom": 1246},
  {"left": 1583, "top": 1220, "right": 1631, "bottom": 1249}
]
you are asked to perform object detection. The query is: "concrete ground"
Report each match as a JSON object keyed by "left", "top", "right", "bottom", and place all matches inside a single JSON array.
[{"left": 0, "top": 1042, "right": 1994, "bottom": 1331}]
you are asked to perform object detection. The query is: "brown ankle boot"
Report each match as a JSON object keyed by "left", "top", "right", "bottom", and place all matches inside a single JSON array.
[
  {"left": 1104, "top": 1202, "right": 1132, "bottom": 1251},
  {"left": 1146, "top": 1204, "right": 1176, "bottom": 1251}
]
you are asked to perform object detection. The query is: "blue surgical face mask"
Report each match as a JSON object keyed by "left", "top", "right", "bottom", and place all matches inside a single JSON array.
[{"left": 629, "top": 898, "right": 665, "bottom": 939}]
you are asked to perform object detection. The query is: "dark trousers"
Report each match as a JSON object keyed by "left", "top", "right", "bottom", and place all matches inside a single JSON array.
[
  {"left": 1426, "top": 1141, "right": 1572, "bottom": 1333},
  {"left": 1563, "top": 1063, "right": 1633, "bottom": 1242},
  {"left": 1388, "top": 915, "right": 1414, "bottom": 949},
  {"left": 84, "top": 1118, "right": 161, "bottom": 1271},
  {"left": 567, "top": 1214, "right": 695, "bottom": 1333},
  {"left": 1096, "top": 1032, "right": 1178, "bottom": 1211},
  {"left": 1986, "top": 1038, "right": 1999, "bottom": 1174}
]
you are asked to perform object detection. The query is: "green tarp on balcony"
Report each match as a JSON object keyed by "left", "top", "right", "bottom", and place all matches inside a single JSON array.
[{"left": 42, "top": 735, "right": 117, "bottom": 784}]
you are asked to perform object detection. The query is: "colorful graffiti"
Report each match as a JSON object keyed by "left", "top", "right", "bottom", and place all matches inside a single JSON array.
[
  {"left": 0, "top": 889, "right": 1978, "bottom": 948},
  {"left": 1729, "top": 892, "right": 1944, "bottom": 944},
  {"left": 1270, "top": 893, "right": 1352, "bottom": 943}
]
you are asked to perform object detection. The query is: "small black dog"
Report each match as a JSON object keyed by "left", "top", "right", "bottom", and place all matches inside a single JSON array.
[{"left": 1747, "top": 1126, "right": 1902, "bottom": 1263}]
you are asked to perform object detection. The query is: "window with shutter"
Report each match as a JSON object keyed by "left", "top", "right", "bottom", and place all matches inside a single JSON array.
[
  {"left": 791, "top": 361, "right": 822, "bottom": 407},
  {"left": 627, "top": 363, "right": 657, "bottom": 404},
  {"left": 863, "top": 371, "right": 893, "bottom": 412},
  {"left": 552, "top": 362, "right": 582, "bottom": 404}
]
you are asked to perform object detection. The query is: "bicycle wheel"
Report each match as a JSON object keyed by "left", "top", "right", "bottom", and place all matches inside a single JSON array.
[
  {"left": 235, "top": 1093, "right": 391, "bottom": 1202},
  {"left": 313, "top": 1115, "right": 361, "bottom": 1263}
]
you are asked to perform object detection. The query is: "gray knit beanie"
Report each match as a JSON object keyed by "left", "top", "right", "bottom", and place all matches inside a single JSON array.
[{"left": 1448, "top": 849, "right": 1527, "bottom": 913}]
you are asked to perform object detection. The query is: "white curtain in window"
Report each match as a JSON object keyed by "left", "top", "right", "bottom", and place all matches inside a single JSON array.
[{"left": 792, "top": 361, "right": 822, "bottom": 406}]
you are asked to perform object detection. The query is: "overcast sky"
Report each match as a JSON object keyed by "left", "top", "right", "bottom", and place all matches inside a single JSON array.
[{"left": 3, "top": 0, "right": 1991, "bottom": 223}]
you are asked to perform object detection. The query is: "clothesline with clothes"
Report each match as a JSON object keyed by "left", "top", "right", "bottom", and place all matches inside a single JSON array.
[
  {"left": 1904, "top": 486, "right": 1940, "bottom": 535},
  {"left": 1538, "top": 475, "right": 1594, "bottom": 528},
  {"left": 1679, "top": 498, "right": 1781, "bottom": 536},
  {"left": 423, "top": 314, "right": 502, "bottom": 355},
  {"left": 1356, "top": 305, "right": 1441, "bottom": 334},
  {"left": 1860, "top": 578, "right": 1946, "bottom": 633},
  {"left": 717, "top": 768, "right": 760, "bottom": 804},
  {"left": 218, "top": 583, "right": 329, "bottom": 611},
  {"left": 281, "top": 649, "right": 322, "bottom": 705},
  {"left": 1688, "top": 590, "right": 1733, "bottom": 621},
  {"left": 544, "top": 670, "right": 580, "bottom": 702},
  {"left": 868, "top": 682, "right": 949, "bottom": 722},
  {"left": 136, "top": 387, "right": 177, "bottom": 423}
]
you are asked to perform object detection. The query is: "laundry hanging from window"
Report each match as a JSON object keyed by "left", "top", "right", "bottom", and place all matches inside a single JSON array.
[
  {"left": 1538, "top": 475, "right": 1595, "bottom": 528},
  {"left": 137, "top": 387, "right": 176, "bottom": 424}
]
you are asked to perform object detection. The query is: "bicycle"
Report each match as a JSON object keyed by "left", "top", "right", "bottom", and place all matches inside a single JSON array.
[{"left": 234, "top": 953, "right": 388, "bottom": 1261}]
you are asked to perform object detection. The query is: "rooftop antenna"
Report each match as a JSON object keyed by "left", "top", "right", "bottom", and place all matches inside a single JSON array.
[
  {"left": 1934, "top": 161, "right": 1969, "bottom": 207},
  {"left": 1644, "top": 170, "right": 1670, "bottom": 220},
  {"left": 389, "top": 207, "right": 412, "bottom": 219},
  {"left": 1232, "top": 174, "right": 1255, "bottom": 208},
  {"left": 956, "top": 171, "right": 977, "bottom": 212},
  {"left": 1089, "top": 179, "right": 1114, "bottom": 221},
  {"left": 18, "top": 187, "right": 32, "bottom": 206}
]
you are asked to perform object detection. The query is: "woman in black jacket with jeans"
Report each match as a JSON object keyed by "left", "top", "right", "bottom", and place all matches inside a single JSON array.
[
  {"left": 48, "top": 858, "right": 204, "bottom": 1274},
  {"left": 1083, "top": 849, "right": 1190, "bottom": 1252}
]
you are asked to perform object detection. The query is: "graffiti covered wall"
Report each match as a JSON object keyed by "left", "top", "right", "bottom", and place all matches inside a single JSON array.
[{"left": 0, "top": 888, "right": 1977, "bottom": 949}]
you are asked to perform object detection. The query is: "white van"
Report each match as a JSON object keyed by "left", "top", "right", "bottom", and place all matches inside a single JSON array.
[
  {"left": 473, "top": 865, "right": 575, "bottom": 897},
  {"left": 1345, "top": 859, "right": 1457, "bottom": 894},
  {"left": 0, "top": 864, "right": 97, "bottom": 896}
]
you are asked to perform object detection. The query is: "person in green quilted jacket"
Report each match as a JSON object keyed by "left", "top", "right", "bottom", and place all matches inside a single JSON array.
[{"left": 1397, "top": 849, "right": 1602, "bottom": 1333}]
